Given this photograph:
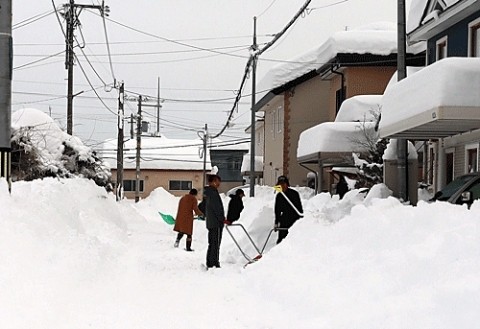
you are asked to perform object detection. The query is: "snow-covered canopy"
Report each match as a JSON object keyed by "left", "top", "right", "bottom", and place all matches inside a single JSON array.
[
  {"left": 258, "top": 22, "right": 398, "bottom": 95},
  {"left": 240, "top": 154, "right": 263, "bottom": 173},
  {"left": 380, "top": 57, "right": 480, "bottom": 139},
  {"left": 383, "top": 66, "right": 424, "bottom": 94},
  {"left": 297, "top": 122, "right": 377, "bottom": 161},
  {"left": 102, "top": 135, "right": 211, "bottom": 171},
  {"left": 335, "top": 95, "right": 383, "bottom": 122}
]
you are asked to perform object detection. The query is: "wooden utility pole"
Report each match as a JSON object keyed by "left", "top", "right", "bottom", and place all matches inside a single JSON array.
[
  {"left": 116, "top": 81, "right": 124, "bottom": 201},
  {"left": 63, "top": 0, "right": 104, "bottom": 135},
  {"left": 135, "top": 96, "right": 142, "bottom": 203},
  {"left": 0, "top": 0, "right": 12, "bottom": 192},
  {"left": 249, "top": 16, "right": 258, "bottom": 197},
  {"left": 156, "top": 77, "right": 161, "bottom": 136},
  {"left": 397, "top": 0, "right": 409, "bottom": 201},
  {"left": 202, "top": 124, "right": 208, "bottom": 189}
]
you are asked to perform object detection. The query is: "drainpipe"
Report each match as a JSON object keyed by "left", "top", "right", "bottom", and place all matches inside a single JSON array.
[
  {"left": 331, "top": 66, "right": 345, "bottom": 114},
  {"left": 299, "top": 162, "right": 319, "bottom": 194}
]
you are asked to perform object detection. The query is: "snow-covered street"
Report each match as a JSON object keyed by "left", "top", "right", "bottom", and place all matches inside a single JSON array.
[{"left": 1, "top": 178, "right": 480, "bottom": 328}]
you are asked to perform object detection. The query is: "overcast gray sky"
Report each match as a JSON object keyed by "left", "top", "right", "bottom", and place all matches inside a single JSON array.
[{"left": 11, "top": 0, "right": 411, "bottom": 148}]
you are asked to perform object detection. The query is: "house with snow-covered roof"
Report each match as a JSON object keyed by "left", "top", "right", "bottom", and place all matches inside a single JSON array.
[
  {"left": 255, "top": 22, "right": 424, "bottom": 190},
  {"left": 379, "top": 0, "right": 480, "bottom": 194},
  {"left": 102, "top": 135, "right": 211, "bottom": 198}
]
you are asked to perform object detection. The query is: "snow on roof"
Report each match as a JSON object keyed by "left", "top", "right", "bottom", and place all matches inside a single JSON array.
[
  {"left": 297, "top": 122, "right": 377, "bottom": 159},
  {"left": 11, "top": 108, "right": 94, "bottom": 169},
  {"left": 258, "top": 22, "right": 398, "bottom": 95},
  {"left": 102, "top": 135, "right": 211, "bottom": 171},
  {"left": 383, "top": 66, "right": 425, "bottom": 94},
  {"left": 240, "top": 153, "right": 263, "bottom": 173},
  {"left": 209, "top": 139, "right": 250, "bottom": 151},
  {"left": 407, "top": 0, "right": 463, "bottom": 33},
  {"left": 380, "top": 57, "right": 480, "bottom": 138},
  {"left": 335, "top": 95, "right": 383, "bottom": 123}
]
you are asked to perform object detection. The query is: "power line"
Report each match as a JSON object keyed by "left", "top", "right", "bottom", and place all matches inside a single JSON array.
[
  {"left": 87, "top": 10, "right": 251, "bottom": 60},
  {"left": 257, "top": 0, "right": 278, "bottom": 17},
  {"left": 12, "top": 9, "right": 56, "bottom": 30}
]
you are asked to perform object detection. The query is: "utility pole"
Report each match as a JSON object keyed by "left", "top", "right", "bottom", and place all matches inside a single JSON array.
[
  {"left": 63, "top": 0, "right": 106, "bottom": 135},
  {"left": 156, "top": 77, "right": 161, "bottom": 136},
  {"left": 397, "top": 0, "right": 409, "bottom": 201},
  {"left": 249, "top": 16, "right": 258, "bottom": 198},
  {"left": 116, "top": 81, "right": 124, "bottom": 201},
  {"left": 135, "top": 96, "right": 142, "bottom": 203},
  {"left": 202, "top": 124, "right": 208, "bottom": 189},
  {"left": 0, "top": 0, "right": 12, "bottom": 192}
]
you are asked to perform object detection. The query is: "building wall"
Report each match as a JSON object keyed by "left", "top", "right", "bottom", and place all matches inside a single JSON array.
[
  {"left": 285, "top": 76, "right": 331, "bottom": 187},
  {"left": 112, "top": 169, "right": 204, "bottom": 199},
  {"left": 427, "top": 11, "right": 480, "bottom": 63},
  {"left": 263, "top": 96, "right": 286, "bottom": 186}
]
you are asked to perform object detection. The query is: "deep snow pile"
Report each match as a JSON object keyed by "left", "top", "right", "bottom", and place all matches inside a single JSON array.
[
  {"left": 1, "top": 178, "right": 480, "bottom": 328},
  {"left": 11, "top": 108, "right": 110, "bottom": 186}
]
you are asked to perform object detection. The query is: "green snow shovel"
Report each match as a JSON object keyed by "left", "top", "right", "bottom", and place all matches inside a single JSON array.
[{"left": 159, "top": 212, "right": 176, "bottom": 225}]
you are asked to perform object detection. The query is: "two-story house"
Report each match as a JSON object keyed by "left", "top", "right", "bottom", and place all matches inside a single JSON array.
[
  {"left": 379, "top": 0, "right": 480, "bottom": 193},
  {"left": 255, "top": 22, "right": 424, "bottom": 188}
]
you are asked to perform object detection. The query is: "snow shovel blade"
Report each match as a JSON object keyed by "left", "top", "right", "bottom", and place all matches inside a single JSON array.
[{"left": 159, "top": 212, "right": 176, "bottom": 225}]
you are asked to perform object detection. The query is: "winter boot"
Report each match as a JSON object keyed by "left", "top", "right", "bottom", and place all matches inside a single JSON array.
[
  {"left": 185, "top": 237, "right": 193, "bottom": 252},
  {"left": 174, "top": 239, "right": 180, "bottom": 248}
]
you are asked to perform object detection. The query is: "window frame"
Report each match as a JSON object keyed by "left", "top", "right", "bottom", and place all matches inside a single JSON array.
[
  {"left": 123, "top": 179, "right": 144, "bottom": 193},
  {"left": 169, "top": 180, "right": 193, "bottom": 191},
  {"left": 436, "top": 36, "right": 448, "bottom": 60},
  {"left": 468, "top": 17, "right": 480, "bottom": 57},
  {"left": 465, "top": 143, "right": 479, "bottom": 174}
]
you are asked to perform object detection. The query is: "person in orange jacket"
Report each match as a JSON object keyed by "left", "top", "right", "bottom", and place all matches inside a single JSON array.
[{"left": 173, "top": 189, "right": 203, "bottom": 251}]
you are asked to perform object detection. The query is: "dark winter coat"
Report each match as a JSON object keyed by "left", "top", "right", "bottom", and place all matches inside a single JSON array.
[
  {"left": 275, "top": 188, "right": 303, "bottom": 229},
  {"left": 336, "top": 176, "right": 349, "bottom": 199},
  {"left": 204, "top": 186, "right": 225, "bottom": 229},
  {"left": 173, "top": 194, "right": 202, "bottom": 236},
  {"left": 226, "top": 194, "right": 244, "bottom": 223}
]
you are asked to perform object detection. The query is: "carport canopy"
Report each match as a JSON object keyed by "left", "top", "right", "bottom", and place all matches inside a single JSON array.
[
  {"left": 297, "top": 122, "right": 376, "bottom": 164},
  {"left": 379, "top": 57, "right": 480, "bottom": 140}
]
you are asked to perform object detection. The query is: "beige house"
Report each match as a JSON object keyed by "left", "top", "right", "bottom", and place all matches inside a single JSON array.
[
  {"left": 102, "top": 135, "right": 211, "bottom": 199},
  {"left": 256, "top": 23, "right": 423, "bottom": 189}
]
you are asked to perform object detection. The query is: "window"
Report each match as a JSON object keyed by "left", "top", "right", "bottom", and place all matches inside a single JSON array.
[
  {"left": 276, "top": 106, "right": 283, "bottom": 134},
  {"left": 446, "top": 149, "right": 454, "bottom": 185},
  {"left": 169, "top": 180, "right": 192, "bottom": 191},
  {"left": 469, "top": 18, "right": 480, "bottom": 57},
  {"left": 436, "top": 36, "right": 448, "bottom": 60},
  {"left": 123, "top": 179, "right": 144, "bottom": 192},
  {"left": 465, "top": 143, "right": 479, "bottom": 173}
]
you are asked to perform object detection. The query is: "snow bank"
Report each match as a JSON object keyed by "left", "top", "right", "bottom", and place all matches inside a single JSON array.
[
  {"left": 2, "top": 178, "right": 480, "bottom": 328},
  {"left": 383, "top": 139, "right": 419, "bottom": 160}
]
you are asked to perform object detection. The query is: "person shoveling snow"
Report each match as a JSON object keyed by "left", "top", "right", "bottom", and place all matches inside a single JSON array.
[{"left": 172, "top": 189, "right": 203, "bottom": 251}]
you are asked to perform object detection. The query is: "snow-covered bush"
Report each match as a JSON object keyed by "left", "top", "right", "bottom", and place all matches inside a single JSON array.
[{"left": 10, "top": 108, "right": 112, "bottom": 189}]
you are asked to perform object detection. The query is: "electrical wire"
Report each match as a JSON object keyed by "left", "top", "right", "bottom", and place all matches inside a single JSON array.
[
  {"left": 87, "top": 10, "right": 251, "bottom": 60},
  {"left": 13, "top": 50, "right": 66, "bottom": 70},
  {"left": 12, "top": 9, "right": 56, "bottom": 30},
  {"left": 257, "top": 0, "right": 278, "bottom": 18},
  {"left": 101, "top": 6, "right": 116, "bottom": 82}
]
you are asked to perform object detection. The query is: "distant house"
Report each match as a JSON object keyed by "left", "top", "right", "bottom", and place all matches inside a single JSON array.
[
  {"left": 380, "top": 0, "right": 480, "bottom": 193},
  {"left": 209, "top": 141, "right": 249, "bottom": 193},
  {"left": 102, "top": 135, "right": 211, "bottom": 199},
  {"left": 255, "top": 22, "right": 424, "bottom": 189}
]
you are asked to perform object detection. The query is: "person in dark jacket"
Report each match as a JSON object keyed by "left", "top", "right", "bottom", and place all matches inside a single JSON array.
[
  {"left": 225, "top": 188, "right": 245, "bottom": 224},
  {"left": 204, "top": 174, "right": 226, "bottom": 268},
  {"left": 336, "top": 174, "right": 349, "bottom": 200},
  {"left": 173, "top": 189, "right": 203, "bottom": 251},
  {"left": 274, "top": 175, "right": 303, "bottom": 244}
]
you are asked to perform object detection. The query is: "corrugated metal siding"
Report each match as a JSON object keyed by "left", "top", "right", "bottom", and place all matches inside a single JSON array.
[{"left": 455, "top": 145, "right": 465, "bottom": 177}]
